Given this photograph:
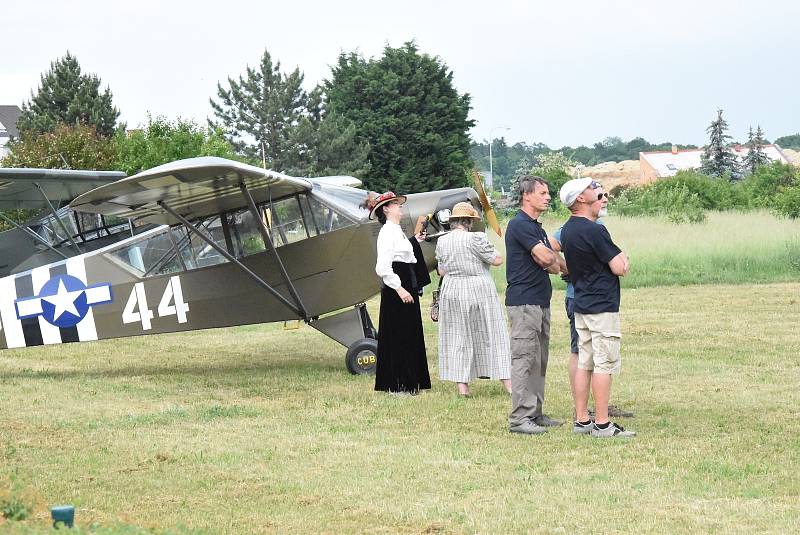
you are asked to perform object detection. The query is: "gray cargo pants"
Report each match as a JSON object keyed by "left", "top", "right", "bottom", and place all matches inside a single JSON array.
[{"left": 507, "top": 304, "right": 551, "bottom": 426}]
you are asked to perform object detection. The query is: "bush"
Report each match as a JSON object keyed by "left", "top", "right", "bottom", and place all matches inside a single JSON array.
[
  {"left": 774, "top": 187, "right": 800, "bottom": 219},
  {"left": 613, "top": 182, "right": 706, "bottom": 223},
  {"left": 739, "top": 162, "right": 800, "bottom": 208},
  {"left": 0, "top": 497, "right": 31, "bottom": 521}
]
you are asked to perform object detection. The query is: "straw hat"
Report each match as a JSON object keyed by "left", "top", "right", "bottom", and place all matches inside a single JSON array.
[
  {"left": 366, "top": 191, "right": 407, "bottom": 220},
  {"left": 450, "top": 201, "right": 480, "bottom": 219}
]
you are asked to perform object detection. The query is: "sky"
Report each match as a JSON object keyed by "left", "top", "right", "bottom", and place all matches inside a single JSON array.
[{"left": 2, "top": 0, "right": 798, "bottom": 149}]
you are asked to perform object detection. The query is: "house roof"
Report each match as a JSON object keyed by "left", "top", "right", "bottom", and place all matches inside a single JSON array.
[
  {"left": 0, "top": 105, "right": 22, "bottom": 138},
  {"left": 640, "top": 145, "right": 789, "bottom": 177}
]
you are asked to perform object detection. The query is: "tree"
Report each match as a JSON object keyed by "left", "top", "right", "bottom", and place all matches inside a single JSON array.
[
  {"left": 283, "top": 88, "right": 371, "bottom": 177},
  {"left": 701, "top": 109, "right": 740, "bottom": 180},
  {"left": 325, "top": 42, "right": 474, "bottom": 193},
  {"left": 210, "top": 49, "right": 307, "bottom": 170},
  {"left": 115, "top": 115, "right": 239, "bottom": 175},
  {"left": 3, "top": 123, "right": 116, "bottom": 170},
  {"left": 742, "top": 125, "right": 770, "bottom": 175},
  {"left": 774, "top": 133, "right": 800, "bottom": 150},
  {"left": 17, "top": 52, "right": 119, "bottom": 137}
]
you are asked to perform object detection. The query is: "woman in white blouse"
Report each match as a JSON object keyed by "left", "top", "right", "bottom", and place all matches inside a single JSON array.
[{"left": 368, "top": 191, "right": 431, "bottom": 395}]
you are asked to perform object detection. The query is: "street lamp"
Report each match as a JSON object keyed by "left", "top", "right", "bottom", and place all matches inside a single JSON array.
[{"left": 488, "top": 126, "right": 510, "bottom": 190}]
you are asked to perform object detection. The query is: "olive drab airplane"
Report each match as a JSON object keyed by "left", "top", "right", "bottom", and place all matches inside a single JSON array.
[{"left": 0, "top": 157, "right": 499, "bottom": 374}]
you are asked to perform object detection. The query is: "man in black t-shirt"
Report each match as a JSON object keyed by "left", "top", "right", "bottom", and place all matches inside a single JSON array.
[
  {"left": 505, "top": 176, "right": 566, "bottom": 435},
  {"left": 559, "top": 178, "right": 635, "bottom": 438}
]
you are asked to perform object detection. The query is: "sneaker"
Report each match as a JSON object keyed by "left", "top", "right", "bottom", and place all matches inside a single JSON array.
[
  {"left": 533, "top": 414, "right": 564, "bottom": 427},
  {"left": 509, "top": 420, "right": 548, "bottom": 435},
  {"left": 608, "top": 404, "right": 635, "bottom": 418},
  {"left": 573, "top": 420, "right": 595, "bottom": 435},
  {"left": 591, "top": 422, "right": 636, "bottom": 438}
]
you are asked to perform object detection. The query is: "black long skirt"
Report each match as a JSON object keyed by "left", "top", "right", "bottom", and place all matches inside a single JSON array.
[{"left": 374, "top": 262, "right": 431, "bottom": 393}]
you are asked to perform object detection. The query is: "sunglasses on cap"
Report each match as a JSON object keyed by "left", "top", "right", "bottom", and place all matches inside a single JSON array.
[{"left": 589, "top": 180, "right": 601, "bottom": 189}]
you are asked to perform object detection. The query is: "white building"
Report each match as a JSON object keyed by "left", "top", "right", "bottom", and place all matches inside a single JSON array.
[
  {"left": 639, "top": 144, "right": 790, "bottom": 181},
  {"left": 0, "top": 105, "right": 22, "bottom": 164}
]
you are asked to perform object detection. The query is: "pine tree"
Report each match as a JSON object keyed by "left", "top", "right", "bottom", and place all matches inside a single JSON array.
[
  {"left": 325, "top": 42, "right": 474, "bottom": 193},
  {"left": 283, "top": 87, "right": 371, "bottom": 177},
  {"left": 700, "top": 109, "right": 739, "bottom": 180},
  {"left": 743, "top": 125, "right": 770, "bottom": 175},
  {"left": 17, "top": 52, "right": 119, "bottom": 137},
  {"left": 209, "top": 49, "right": 308, "bottom": 171}
]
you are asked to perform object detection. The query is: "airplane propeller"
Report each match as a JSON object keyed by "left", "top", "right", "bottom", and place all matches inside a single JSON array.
[{"left": 472, "top": 169, "right": 502, "bottom": 237}]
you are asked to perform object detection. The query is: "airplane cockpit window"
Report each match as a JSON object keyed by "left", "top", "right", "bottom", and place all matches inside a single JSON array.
[
  {"left": 107, "top": 191, "right": 358, "bottom": 275},
  {"left": 270, "top": 195, "right": 309, "bottom": 245},
  {"left": 304, "top": 194, "right": 354, "bottom": 233},
  {"left": 109, "top": 216, "right": 229, "bottom": 276},
  {"left": 27, "top": 210, "right": 131, "bottom": 247},
  {"left": 227, "top": 209, "right": 268, "bottom": 257}
]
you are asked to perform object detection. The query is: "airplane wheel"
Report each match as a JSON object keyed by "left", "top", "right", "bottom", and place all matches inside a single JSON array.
[{"left": 346, "top": 338, "right": 378, "bottom": 375}]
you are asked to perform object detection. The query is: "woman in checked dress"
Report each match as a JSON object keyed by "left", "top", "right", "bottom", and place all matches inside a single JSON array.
[{"left": 436, "top": 202, "right": 512, "bottom": 397}]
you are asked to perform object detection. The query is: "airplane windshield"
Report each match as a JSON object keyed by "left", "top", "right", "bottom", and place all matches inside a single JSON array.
[{"left": 107, "top": 192, "right": 356, "bottom": 277}]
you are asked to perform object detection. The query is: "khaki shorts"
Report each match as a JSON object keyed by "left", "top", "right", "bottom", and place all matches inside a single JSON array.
[{"left": 574, "top": 312, "right": 621, "bottom": 375}]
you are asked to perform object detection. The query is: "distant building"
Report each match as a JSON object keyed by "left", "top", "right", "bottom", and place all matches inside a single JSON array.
[
  {"left": 0, "top": 105, "right": 23, "bottom": 163},
  {"left": 639, "top": 144, "right": 790, "bottom": 181}
]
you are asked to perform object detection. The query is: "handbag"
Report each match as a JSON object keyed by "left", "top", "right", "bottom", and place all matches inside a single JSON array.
[{"left": 430, "top": 276, "right": 443, "bottom": 322}]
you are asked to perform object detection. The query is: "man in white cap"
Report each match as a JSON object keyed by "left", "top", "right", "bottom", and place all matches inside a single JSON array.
[
  {"left": 558, "top": 178, "right": 635, "bottom": 438},
  {"left": 550, "top": 200, "right": 634, "bottom": 422}
]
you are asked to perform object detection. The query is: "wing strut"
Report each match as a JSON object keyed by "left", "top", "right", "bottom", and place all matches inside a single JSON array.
[
  {"left": 238, "top": 180, "right": 309, "bottom": 321},
  {"left": 0, "top": 212, "right": 69, "bottom": 260},
  {"left": 157, "top": 200, "right": 305, "bottom": 320},
  {"left": 33, "top": 182, "right": 83, "bottom": 254}
]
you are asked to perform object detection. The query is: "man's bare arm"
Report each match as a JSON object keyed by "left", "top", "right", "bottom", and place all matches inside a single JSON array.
[
  {"left": 532, "top": 242, "right": 561, "bottom": 274},
  {"left": 608, "top": 252, "right": 630, "bottom": 276}
]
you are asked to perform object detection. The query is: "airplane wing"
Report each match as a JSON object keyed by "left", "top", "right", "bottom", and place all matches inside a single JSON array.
[
  {"left": 69, "top": 157, "right": 312, "bottom": 225},
  {"left": 0, "top": 168, "right": 127, "bottom": 210},
  {"left": 311, "top": 176, "right": 362, "bottom": 188}
]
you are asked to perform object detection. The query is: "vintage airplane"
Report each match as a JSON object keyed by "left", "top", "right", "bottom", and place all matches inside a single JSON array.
[{"left": 0, "top": 157, "right": 497, "bottom": 374}]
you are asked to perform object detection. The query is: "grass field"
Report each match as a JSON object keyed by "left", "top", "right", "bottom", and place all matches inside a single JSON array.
[
  {"left": 486, "top": 211, "right": 800, "bottom": 291},
  {"left": 2, "top": 281, "right": 799, "bottom": 533}
]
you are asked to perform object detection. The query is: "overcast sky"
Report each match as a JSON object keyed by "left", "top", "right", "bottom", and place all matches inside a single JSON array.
[{"left": 2, "top": 0, "right": 798, "bottom": 148}]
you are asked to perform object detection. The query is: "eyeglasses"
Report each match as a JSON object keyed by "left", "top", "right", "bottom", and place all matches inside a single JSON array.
[
  {"left": 589, "top": 180, "right": 601, "bottom": 189},
  {"left": 595, "top": 192, "right": 609, "bottom": 201}
]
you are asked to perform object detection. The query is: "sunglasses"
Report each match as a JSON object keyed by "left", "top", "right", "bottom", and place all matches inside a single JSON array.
[
  {"left": 589, "top": 180, "right": 601, "bottom": 189},
  {"left": 595, "top": 192, "right": 609, "bottom": 201}
]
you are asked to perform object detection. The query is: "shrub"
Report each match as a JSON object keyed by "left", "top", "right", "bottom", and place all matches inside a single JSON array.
[
  {"left": 740, "top": 162, "right": 800, "bottom": 208},
  {"left": 613, "top": 182, "right": 706, "bottom": 223},
  {"left": 774, "top": 187, "right": 800, "bottom": 219},
  {"left": 0, "top": 497, "right": 31, "bottom": 521}
]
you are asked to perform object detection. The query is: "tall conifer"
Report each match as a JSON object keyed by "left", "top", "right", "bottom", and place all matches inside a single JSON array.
[{"left": 18, "top": 52, "right": 119, "bottom": 137}]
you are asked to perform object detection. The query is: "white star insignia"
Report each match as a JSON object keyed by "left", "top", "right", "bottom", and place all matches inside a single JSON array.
[{"left": 42, "top": 279, "right": 83, "bottom": 321}]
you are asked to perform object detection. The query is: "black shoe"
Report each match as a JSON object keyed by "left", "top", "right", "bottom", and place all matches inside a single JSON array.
[{"left": 533, "top": 414, "right": 564, "bottom": 427}]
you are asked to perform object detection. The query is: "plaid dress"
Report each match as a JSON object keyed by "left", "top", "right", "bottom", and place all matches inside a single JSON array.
[{"left": 436, "top": 230, "right": 511, "bottom": 382}]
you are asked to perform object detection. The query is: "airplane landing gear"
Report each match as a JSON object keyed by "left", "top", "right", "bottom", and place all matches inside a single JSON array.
[
  {"left": 309, "top": 303, "right": 378, "bottom": 374},
  {"left": 345, "top": 338, "right": 378, "bottom": 375}
]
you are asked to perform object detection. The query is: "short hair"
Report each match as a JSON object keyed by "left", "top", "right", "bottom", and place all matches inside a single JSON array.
[
  {"left": 518, "top": 175, "right": 549, "bottom": 201},
  {"left": 449, "top": 217, "right": 474, "bottom": 231}
]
